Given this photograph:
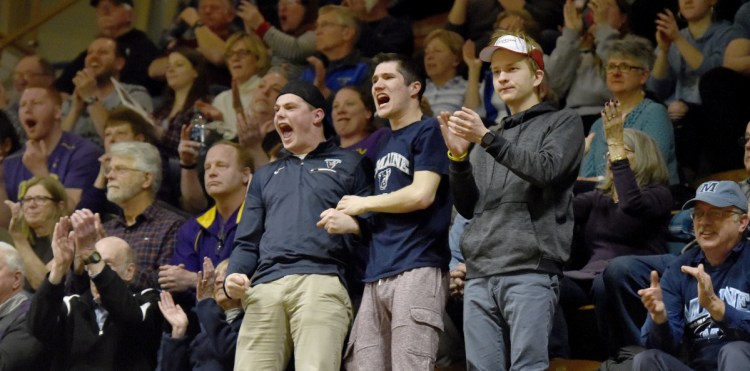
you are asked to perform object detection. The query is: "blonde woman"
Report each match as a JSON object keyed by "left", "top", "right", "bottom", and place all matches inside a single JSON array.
[{"left": 4, "top": 175, "right": 69, "bottom": 290}]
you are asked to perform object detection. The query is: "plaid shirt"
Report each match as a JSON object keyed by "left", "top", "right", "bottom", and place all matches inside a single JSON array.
[{"left": 104, "top": 201, "right": 185, "bottom": 291}]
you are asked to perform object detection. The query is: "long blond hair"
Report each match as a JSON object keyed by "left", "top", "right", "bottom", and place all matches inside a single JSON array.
[{"left": 598, "top": 129, "right": 670, "bottom": 197}]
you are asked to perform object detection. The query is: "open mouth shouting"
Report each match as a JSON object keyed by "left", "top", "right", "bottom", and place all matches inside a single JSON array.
[
  {"left": 277, "top": 122, "right": 294, "bottom": 141},
  {"left": 375, "top": 93, "right": 390, "bottom": 109}
]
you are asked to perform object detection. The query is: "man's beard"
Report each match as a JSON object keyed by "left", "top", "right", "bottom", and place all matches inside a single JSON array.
[{"left": 107, "top": 183, "right": 141, "bottom": 204}]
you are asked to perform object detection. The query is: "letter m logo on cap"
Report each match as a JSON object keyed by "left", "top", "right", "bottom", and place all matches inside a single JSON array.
[{"left": 699, "top": 182, "right": 718, "bottom": 193}]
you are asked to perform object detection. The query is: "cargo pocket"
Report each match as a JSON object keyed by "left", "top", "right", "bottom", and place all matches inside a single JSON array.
[{"left": 406, "top": 307, "right": 443, "bottom": 359}]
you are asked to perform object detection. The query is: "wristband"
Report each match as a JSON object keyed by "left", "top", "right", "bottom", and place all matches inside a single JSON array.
[
  {"left": 180, "top": 162, "right": 198, "bottom": 170},
  {"left": 447, "top": 150, "right": 468, "bottom": 162},
  {"left": 223, "top": 281, "right": 234, "bottom": 300}
]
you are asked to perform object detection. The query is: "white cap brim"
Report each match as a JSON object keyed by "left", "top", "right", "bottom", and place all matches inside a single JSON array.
[{"left": 479, "top": 34, "right": 530, "bottom": 62}]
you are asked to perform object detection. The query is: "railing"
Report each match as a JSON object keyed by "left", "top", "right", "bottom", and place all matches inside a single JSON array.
[{"left": 0, "top": 0, "right": 81, "bottom": 52}]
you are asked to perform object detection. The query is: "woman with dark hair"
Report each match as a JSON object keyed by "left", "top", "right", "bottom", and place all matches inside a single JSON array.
[
  {"left": 237, "top": 0, "right": 319, "bottom": 77},
  {"left": 4, "top": 176, "right": 69, "bottom": 290},
  {"left": 154, "top": 47, "right": 211, "bottom": 158},
  {"left": 331, "top": 85, "right": 389, "bottom": 163}
]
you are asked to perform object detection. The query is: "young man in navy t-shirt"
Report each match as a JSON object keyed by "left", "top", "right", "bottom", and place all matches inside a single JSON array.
[{"left": 338, "top": 53, "right": 451, "bottom": 370}]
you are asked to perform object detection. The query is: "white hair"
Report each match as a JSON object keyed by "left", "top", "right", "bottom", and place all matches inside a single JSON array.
[{"left": 0, "top": 242, "right": 26, "bottom": 278}]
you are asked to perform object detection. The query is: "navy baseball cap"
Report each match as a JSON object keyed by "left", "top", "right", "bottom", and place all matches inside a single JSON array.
[
  {"left": 683, "top": 181, "right": 748, "bottom": 212},
  {"left": 278, "top": 80, "right": 326, "bottom": 111}
]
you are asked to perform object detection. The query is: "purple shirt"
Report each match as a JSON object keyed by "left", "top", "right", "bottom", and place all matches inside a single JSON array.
[
  {"left": 3, "top": 132, "right": 103, "bottom": 201},
  {"left": 171, "top": 205, "right": 241, "bottom": 272},
  {"left": 343, "top": 127, "right": 390, "bottom": 164}
]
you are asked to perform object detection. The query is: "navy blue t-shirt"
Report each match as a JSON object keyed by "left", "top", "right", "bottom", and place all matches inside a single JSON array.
[{"left": 364, "top": 116, "right": 451, "bottom": 282}]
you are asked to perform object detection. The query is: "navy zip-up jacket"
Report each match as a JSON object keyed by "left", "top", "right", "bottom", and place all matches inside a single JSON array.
[{"left": 227, "top": 139, "right": 372, "bottom": 287}]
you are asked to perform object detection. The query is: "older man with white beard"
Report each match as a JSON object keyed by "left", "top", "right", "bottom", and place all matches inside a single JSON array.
[{"left": 101, "top": 141, "right": 184, "bottom": 291}]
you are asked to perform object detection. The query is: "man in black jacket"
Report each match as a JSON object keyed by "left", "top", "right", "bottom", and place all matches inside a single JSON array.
[{"left": 28, "top": 209, "right": 162, "bottom": 371}]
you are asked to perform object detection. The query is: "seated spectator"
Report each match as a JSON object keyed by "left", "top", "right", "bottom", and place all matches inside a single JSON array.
[
  {"left": 5, "top": 55, "right": 55, "bottom": 143},
  {"left": 698, "top": 1, "right": 750, "bottom": 172},
  {"left": 57, "top": 0, "right": 161, "bottom": 97},
  {"left": 0, "top": 242, "right": 46, "bottom": 370},
  {"left": 0, "top": 86, "right": 102, "bottom": 229},
  {"left": 4, "top": 176, "right": 68, "bottom": 290},
  {"left": 446, "top": 0, "right": 563, "bottom": 54},
  {"left": 647, "top": 0, "right": 739, "bottom": 178},
  {"left": 342, "top": 0, "right": 414, "bottom": 58},
  {"left": 101, "top": 142, "right": 185, "bottom": 291},
  {"left": 555, "top": 124, "right": 673, "bottom": 356},
  {"left": 0, "top": 110, "right": 21, "bottom": 160},
  {"left": 161, "top": 141, "right": 253, "bottom": 288},
  {"left": 331, "top": 85, "right": 388, "bottom": 163},
  {"left": 301, "top": 5, "right": 370, "bottom": 99},
  {"left": 596, "top": 119, "right": 750, "bottom": 359},
  {"left": 422, "top": 29, "right": 468, "bottom": 115},
  {"left": 80, "top": 107, "right": 173, "bottom": 213},
  {"left": 61, "top": 37, "right": 153, "bottom": 146},
  {"left": 236, "top": 66, "right": 290, "bottom": 158},
  {"left": 153, "top": 47, "right": 211, "bottom": 159},
  {"left": 158, "top": 258, "right": 243, "bottom": 371},
  {"left": 149, "top": 0, "right": 238, "bottom": 88},
  {"left": 238, "top": 0, "right": 319, "bottom": 78},
  {"left": 547, "top": 0, "right": 629, "bottom": 132},
  {"left": 580, "top": 35, "right": 679, "bottom": 185},
  {"left": 634, "top": 180, "right": 750, "bottom": 371},
  {"left": 195, "top": 31, "right": 270, "bottom": 140},
  {"left": 28, "top": 213, "right": 162, "bottom": 370}
]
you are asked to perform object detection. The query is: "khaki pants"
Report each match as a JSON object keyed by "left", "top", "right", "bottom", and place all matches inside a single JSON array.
[{"left": 234, "top": 274, "right": 353, "bottom": 371}]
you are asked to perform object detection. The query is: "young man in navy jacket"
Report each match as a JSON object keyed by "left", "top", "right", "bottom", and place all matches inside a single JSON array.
[{"left": 224, "top": 80, "right": 371, "bottom": 371}]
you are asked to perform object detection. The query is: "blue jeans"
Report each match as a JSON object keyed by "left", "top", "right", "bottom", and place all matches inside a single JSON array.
[
  {"left": 463, "top": 273, "right": 559, "bottom": 371},
  {"left": 634, "top": 342, "right": 750, "bottom": 371},
  {"left": 595, "top": 254, "right": 678, "bottom": 356}
]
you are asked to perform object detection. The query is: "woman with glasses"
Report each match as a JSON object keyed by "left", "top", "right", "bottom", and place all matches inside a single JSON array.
[
  {"left": 552, "top": 115, "right": 673, "bottom": 357},
  {"left": 195, "top": 32, "right": 270, "bottom": 141},
  {"left": 579, "top": 35, "right": 679, "bottom": 185},
  {"left": 4, "top": 176, "right": 69, "bottom": 290}
]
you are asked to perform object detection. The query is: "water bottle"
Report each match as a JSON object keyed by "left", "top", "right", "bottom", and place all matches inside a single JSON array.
[{"left": 190, "top": 108, "right": 208, "bottom": 156}]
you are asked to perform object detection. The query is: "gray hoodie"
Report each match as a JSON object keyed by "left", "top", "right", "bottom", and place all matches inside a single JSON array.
[{"left": 450, "top": 102, "right": 583, "bottom": 279}]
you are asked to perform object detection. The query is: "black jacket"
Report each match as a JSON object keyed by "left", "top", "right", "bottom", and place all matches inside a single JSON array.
[{"left": 28, "top": 266, "right": 162, "bottom": 371}]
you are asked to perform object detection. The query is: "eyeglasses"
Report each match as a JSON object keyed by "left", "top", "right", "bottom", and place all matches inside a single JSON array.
[
  {"left": 604, "top": 148, "right": 634, "bottom": 161},
  {"left": 21, "top": 195, "right": 56, "bottom": 206},
  {"left": 12, "top": 72, "right": 48, "bottom": 81},
  {"left": 106, "top": 166, "right": 143, "bottom": 176},
  {"left": 606, "top": 63, "right": 646, "bottom": 74},
  {"left": 690, "top": 208, "right": 744, "bottom": 221},
  {"left": 224, "top": 49, "right": 254, "bottom": 59}
]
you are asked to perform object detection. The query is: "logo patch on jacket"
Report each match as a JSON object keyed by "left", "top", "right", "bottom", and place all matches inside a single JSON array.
[{"left": 325, "top": 159, "right": 342, "bottom": 170}]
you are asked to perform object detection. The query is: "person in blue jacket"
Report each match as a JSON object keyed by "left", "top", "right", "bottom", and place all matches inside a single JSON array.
[
  {"left": 636, "top": 180, "right": 750, "bottom": 370},
  {"left": 223, "top": 80, "right": 372, "bottom": 371}
]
